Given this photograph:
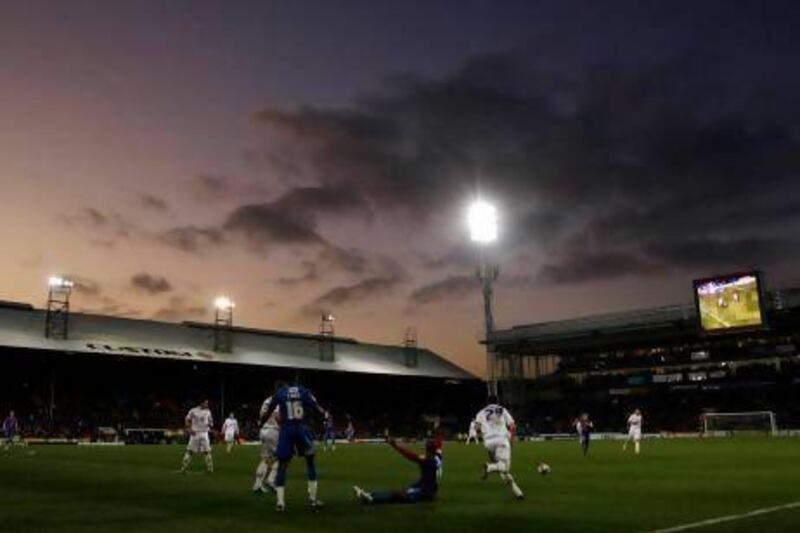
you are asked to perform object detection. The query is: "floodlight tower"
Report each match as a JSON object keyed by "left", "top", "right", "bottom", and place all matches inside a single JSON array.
[
  {"left": 213, "top": 296, "right": 235, "bottom": 353},
  {"left": 319, "top": 313, "right": 335, "bottom": 362},
  {"left": 403, "top": 326, "right": 419, "bottom": 368},
  {"left": 468, "top": 200, "right": 500, "bottom": 396},
  {"left": 45, "top": 276, "right": 74, "bottom": 340}
]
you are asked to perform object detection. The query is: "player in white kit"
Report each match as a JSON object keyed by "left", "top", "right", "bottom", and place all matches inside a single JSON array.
[
  {"left": 180, "top": 399, "right": 214, "bottom": 473},
  {"left": 252, "top": 394, "right": 281, "bottom": 493},
  {"left": 466, "top": 419, "right": 479, "bottom": 444},
  {"left": 475, "top": 395, "right": 524, "bottom": 500},
  {"left": 623, "top": 409, "right": 643, "bottom": 454},
  {"left": 222, "top": 413, "right": 239, "bottom": 453}
]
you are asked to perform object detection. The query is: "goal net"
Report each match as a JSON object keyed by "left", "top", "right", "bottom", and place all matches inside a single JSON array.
[{"left": 701, "top": 411, "right": 777, "bottom": 436}]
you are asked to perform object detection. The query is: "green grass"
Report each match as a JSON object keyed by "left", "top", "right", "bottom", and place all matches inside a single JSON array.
[{"left": 2, "top": 438, "right": 800, "bottom": 532}]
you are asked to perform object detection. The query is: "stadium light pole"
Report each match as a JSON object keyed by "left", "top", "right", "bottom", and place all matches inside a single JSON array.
[
  {"left": 213, "top": 296, "right": 235, "bottom": 353},
  {"left": 45, "top": 276, "right": 74, "bottom": 340},
  {"left": 468, "top": 200, "right": 500, "bottom": 397},
  {"left": 213, "top": 296, "right": 235, "bottom": 423}
]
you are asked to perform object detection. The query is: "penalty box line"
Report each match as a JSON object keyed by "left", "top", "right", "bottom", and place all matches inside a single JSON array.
[{"left": 650, "top": 500, "right": 800, "bottom": 532}]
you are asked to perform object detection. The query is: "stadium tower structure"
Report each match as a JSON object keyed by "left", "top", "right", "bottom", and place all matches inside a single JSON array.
[
  {"left": 486, "top": 285, "right": 800, "bottom": 432},
  {"left": 0, "top": 301, "right": 479, "bottom": 441}
]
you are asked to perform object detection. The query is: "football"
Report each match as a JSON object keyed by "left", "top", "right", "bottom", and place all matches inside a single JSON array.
[{"left": 536, "top": 463, "right": 551, "bottom": 475}]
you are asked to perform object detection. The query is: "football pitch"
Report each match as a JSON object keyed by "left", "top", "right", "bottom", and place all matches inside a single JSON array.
[{"left": 2, "top": 438, "right": 799, "bottom": 532}]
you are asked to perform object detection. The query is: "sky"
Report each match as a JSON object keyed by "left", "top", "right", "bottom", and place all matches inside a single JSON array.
[{"left": 1, "top": 1, "right": 799, "bottom": 376}]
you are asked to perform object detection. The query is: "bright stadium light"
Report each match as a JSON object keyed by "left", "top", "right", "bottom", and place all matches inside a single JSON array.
[
  {"left": 214, "top": 296, "right": 235, "bottom": 311},
  {"left": 468, "top": 200, "right": 498, "bottom": 243},
  {"left": 48, "top": 276, "right": 74, "bottom": 289}
]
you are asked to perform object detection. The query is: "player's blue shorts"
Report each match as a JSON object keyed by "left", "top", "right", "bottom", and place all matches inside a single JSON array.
[
  {"left": 324, "top": 429, "right": 335, "bottom": 440},
  {"left": 276, "top": 425, "right": 315, "bottom": 461}
]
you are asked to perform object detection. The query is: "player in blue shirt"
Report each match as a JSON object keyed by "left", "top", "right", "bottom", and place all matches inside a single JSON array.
[
  {"left": 353, "top": 438, "right": 441, "bottom": 505},
  {"left": 323, "top": 413, "right": 336, "bottom": 452},
  {"left": 576, "top": 413, "right": 594, "bottom": 456},
  {"left": 263, "top": 382, "right": 329, "bottom": 512},
  {"left": 3, "top": 410, "right": 18, "bottom": 451}
]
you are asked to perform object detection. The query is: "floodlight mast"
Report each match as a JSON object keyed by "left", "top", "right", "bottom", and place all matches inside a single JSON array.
[{"left": 469, "top": 200, "right": 500, "bottom": 397}]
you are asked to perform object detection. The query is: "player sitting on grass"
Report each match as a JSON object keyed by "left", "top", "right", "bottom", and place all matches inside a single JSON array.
[
  {"left": 623, "top": 409, "right": 643, "bottom": 455},
  {"left": 180, "top": 399, "right": 214, "bottom": 473},
  {"left": 354, "top": 438, "right": 441, "bottom": 505},
  {"left": 222, "top": 413, "right": 239, "bottom": 453},
  {"left": 253, "top": 392, "right": 281, "bottom": 494},
  {"left": 476, "top": 396, "right": 524, "bottom": 500},
  {"left": 262, "top": 382, "right": 329, "bottom": 512}
]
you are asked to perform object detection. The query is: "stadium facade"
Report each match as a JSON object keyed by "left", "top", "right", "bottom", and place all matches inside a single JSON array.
[
  {"left": 487, "top": 286, "right": 800, "bottom": 433},
  {"left": 0, "top": 301, "right": 479, "bottom": 440}
]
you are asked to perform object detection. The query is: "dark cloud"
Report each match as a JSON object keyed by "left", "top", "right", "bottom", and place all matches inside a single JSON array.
[
  {"left": 157, "top": 226, "right": 226, "bottom": 253},
  {"left": 409, "top": 275, "right": 476, "bottom": 306},
  {"left": 252, "top": 50, "right": 800, "bottom": 284},
  {"left": 223, "top": 202, "right": 325, "bottom": 250},
  {"left": 152, "top": 296, "right": 206, "bottom": 322},
  {"left": 138, "top": 194, "right": 169, "bottom": 213},
  {"left": 276, "top": 261, "right": 319, "bottom": 287},
  {"left": 130, "top": 273, "right": 172, "bottom": 294},
  {"left": 301, "top": 275, "right": 403, "bottom": 316},
  {"left": 59, "top": 208, "right": 134, "bottom": 240},
  {"left": 190, "top": 174, "right": 236, "bottom": 203},
  {"left": 69, "top": 275, "right": 103, "bottom": 298}
]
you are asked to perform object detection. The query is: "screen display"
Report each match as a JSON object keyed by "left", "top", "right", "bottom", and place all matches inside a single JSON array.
[{"left": 694, "top": 272, "right": 764, "bottom": 332}]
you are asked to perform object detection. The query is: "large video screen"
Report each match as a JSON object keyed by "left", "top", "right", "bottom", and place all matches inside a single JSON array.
[{"left": 694, "top": 272, "right": 765, "bottom": 332}]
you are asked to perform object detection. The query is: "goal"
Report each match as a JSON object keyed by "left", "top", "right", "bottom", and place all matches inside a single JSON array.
[{"left": 701, "top": 411, "right": 777, "bottom": 436}]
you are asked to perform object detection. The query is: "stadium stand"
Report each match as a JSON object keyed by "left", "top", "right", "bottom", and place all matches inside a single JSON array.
[
  {"left": 488, "top": 287, "right": 800, "bottom": 434},
  {"left": 0, "top": 302, "right": 480, "bottom": 441}
]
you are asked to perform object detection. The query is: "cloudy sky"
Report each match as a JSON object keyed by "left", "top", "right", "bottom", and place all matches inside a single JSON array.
[{"left": 1, "top": 1, "right": 799, "bottom": 375}]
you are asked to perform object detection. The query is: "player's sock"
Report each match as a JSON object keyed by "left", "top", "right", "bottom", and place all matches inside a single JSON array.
[
  {"left": 253, "top": 460, "right": 268, "bottom": 491},
  {"left": 308, "top": 480, "right": 318, "bottom": 502},
  {"left": 305, "top": 455, "right": 318, "bottom": 483},
  {"left": 635, "top": 442, "right": 640, "bottom": 454},
  {"left": 505, "top": 474, "right": 524, "bottom": 499},
  {"left": 267, "top": 460, "right": 278, "bottom": 488},
  {"left": 227, "top": 443, "right": 233, "bottom": 453},
  {"left": 623, "top": 441, "right": 628, "bottom": 451},
  {"left": 205, "top": 453, "right": 214, "bottom": 473},
  {"left": 180, "top": 452, "right": 192, "bottom": 472},
  {"left": 276, "top": 487, "right": 285, "bottom": 510}
]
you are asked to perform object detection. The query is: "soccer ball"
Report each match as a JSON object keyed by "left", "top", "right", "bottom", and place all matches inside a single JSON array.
[{"left": 536, "top": 462, "right": 551, "bottom": 475}]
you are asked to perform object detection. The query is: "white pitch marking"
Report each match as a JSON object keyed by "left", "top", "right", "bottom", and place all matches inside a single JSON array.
[{"left": 650, "top": 500, "right": 800, "bottom": 532}]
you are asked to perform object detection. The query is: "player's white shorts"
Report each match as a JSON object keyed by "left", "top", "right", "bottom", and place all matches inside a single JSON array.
[
  {"left": 187, "top": 432, "right": 211, "bottom": 453},
  {"left": 484, "top": 437, "right": 512, "bottom": 469},
  {"left": 260, "top": 427, "right": 279, "bottom": 459},
  {"left": 224, "top": 430, "right": 236, "bottom": 443},
  {"left": 628, "top": 428, "right": 641, "bottom": 441}
]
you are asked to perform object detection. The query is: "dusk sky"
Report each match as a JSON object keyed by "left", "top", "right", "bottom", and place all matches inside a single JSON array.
[{"left": 2, "top": 1, "right": 799, "bottom": 376}]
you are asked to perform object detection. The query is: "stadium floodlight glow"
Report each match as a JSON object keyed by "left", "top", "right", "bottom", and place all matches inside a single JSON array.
[
  {"left": 468, "top": 200, "right": 498, "bottom": 243},
  {"left": 214, "top": 296, "right": 235, "bottom": 311},
  {"left": 48, "top": 276, "right": 74, "bottom": 289}
]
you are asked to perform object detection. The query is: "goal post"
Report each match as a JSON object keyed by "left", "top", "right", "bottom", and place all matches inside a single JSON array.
[{"left": 701, "top": 411, "right": 777, "bottom": 436}]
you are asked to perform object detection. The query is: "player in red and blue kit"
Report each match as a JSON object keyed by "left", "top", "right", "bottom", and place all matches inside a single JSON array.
[
  {"left": 263, "top": 383, "right": 329, "bottom": 512},
  {"left": 353, "top": 439, "right": 441, "bottom": 505},
  {"left": 3, "top": 410, "right": 19, "bottom": 449}
]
